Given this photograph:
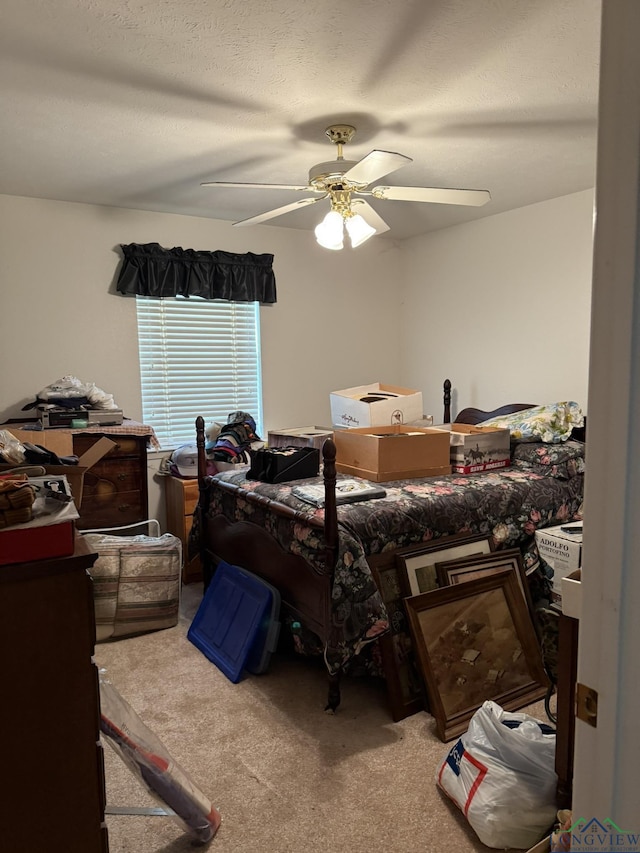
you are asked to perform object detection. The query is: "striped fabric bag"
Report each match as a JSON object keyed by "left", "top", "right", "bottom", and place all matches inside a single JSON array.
[{"left": 82, "top": 529, "right": 181, "bottom": 641}]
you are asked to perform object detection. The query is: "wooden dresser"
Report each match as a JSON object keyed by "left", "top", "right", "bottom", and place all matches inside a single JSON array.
[
  {"left": 164, "top": 475, "right": 202, "bottom": 583},
  {"left": 0, "top": 538, "right": 109, "bottom": 852},
  {"left": 73, "top": 432, "right": 149, "bottom": 531},
  {"left": 0, "top": 421, "right": 154, "bottom": 533}
]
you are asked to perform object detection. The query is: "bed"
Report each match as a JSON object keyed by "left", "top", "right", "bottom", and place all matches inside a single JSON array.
[{"left": 191, "top": 380, "right": 585, "bottom": 715}]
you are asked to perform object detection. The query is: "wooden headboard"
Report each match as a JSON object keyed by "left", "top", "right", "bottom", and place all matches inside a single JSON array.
[
  {"left": 442, "top": 378, "right": 585, "bottom": 441},
  {"left": 442, "top": 378, "right": 533, "bottom": 424}
]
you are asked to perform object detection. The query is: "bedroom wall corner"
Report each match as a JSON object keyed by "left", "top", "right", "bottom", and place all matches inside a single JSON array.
[{"left": 397, "top": 189, "right": 595, "bottom": 420}]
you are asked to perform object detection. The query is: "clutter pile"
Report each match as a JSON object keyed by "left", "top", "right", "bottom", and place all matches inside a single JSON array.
[
  {"left": 23, "top": 374, "right": 120, "bottom": 411},
  {"left": 165, "top": 412, "right": 262, "bottom": 479},
  {"left": 0, "top": 474, "right": 36, "bottom": 527},
  {"left": 0, "top": 427, "right": 78, "bottom": 467},
  {"left": 206, "top": 411, "right": 262, "bottom": 466},
  {"left": 21, "top": 375, "right": 124, "bottom": 427}
]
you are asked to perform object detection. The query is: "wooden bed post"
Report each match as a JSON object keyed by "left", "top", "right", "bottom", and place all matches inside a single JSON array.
[
  {"left": 321, "top": 437, "right": 342, "bottom": 711},
  {"left": 322, "top": 438, "right": 339, "bottom": 568},
  {"left": 443, "top": 379, "right": 451, "bottom": 423},
  {"left": 195, "top": 416, "right": 211, "bottom": 586}
]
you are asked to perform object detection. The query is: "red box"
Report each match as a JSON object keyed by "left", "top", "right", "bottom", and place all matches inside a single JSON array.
[{"left": 0, "top": 521, "right": 75, "bottom": 566}]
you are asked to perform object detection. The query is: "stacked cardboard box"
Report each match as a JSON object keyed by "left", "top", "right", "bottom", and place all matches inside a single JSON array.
[
  {"left": 330, "top": 383, "right": 423, "bottom": 429},
  {"left": 334, "top": 425, "right": 451, "bottom": 482}
]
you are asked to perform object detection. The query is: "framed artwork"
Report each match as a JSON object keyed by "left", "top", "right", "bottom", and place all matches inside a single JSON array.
[
  {"left": 435, "top": 547, "right": 534, "bottom": 614},
  {"left": 405, "top": 569, "right": 549, "bottom": 742},
  {"left": 395, "top": 533, "right": 494, "bottom": 598},
  {"left": 369, "top": 559, "right": 426, "bottom": 721}
]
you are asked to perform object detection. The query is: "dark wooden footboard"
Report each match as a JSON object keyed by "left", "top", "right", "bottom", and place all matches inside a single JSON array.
[{"left": 194, "top": 416, "right": 340, "bottom": 642}]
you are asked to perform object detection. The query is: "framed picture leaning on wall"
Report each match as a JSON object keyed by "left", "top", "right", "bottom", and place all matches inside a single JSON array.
[
  {"left": 395, "top": 533, "right": 494, "bottom": 597},
  {"left": 405, "top": 569, "right": 549, "bottom": 742},
  {"left": 434, "top": 547, "right": 534, "bottom": 614}
]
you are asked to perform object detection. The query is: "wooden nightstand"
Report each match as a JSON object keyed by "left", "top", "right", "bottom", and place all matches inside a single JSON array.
[{"left": 164, "top": 475, "right": 202, "bottom": 583}]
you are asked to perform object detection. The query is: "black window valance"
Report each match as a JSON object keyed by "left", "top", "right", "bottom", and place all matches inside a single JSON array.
[{"left": 116, "top": 243, "right": 277, "bottom": 304}]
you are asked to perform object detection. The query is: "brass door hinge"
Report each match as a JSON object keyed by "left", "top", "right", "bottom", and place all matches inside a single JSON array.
[{"left": 576, "top": 682, "right": 598, "bottom": 727}]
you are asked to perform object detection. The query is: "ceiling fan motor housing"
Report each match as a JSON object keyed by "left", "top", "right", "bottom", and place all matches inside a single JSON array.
[{"left": 308, "top": 160, "right": 366, "bottom": 192}]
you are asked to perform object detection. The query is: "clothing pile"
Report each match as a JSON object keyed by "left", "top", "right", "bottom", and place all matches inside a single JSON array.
[
  {"left": 21, "top": 375, "right": 120, "bottom": 412},
  {"left": 206, "top": 411, "right": 262, "bottom": 466}
]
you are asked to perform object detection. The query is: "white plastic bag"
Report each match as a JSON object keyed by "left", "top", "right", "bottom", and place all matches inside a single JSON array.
[
  {"left": 436, "top": 700, "right": 557, "bottom": 849},
  {"left": 0, "top": 429, "right": 26, "bottom": 465},
  {"left": 36, "top": 375, "right": 119, "bottom": 410}
]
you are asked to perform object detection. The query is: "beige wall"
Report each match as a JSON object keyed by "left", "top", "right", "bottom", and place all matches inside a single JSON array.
[
  {"left": 0, "top": 189, "right": 595, "bottom": 525},
  {"left": 0, "top": 194, "right": 402, "bottom": 426},
  {"left": 0, "top": 193, "right": 402, "bottom": 522},
  {"left": 399, "top": 189, "right": 594, "bottom": 420}
]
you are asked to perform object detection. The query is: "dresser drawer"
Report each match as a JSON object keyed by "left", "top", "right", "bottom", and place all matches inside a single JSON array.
[
  {"left": 82, "top": 460, "right": 142, "bottom": 497},
  {"left": 183, "top": 480, "right": 200, "bottom": 515},
  {"left": 74, "top": 434, "right": 141, "bottom": 458},
  {"left": 164, "top": 475, "right": 202, "bottom": 583},
  {"left": 78, "top": 490, "right": 145, "bottom": 528},
  {"left": 72, "top": 432, "right": 149, "bottom": 532}
]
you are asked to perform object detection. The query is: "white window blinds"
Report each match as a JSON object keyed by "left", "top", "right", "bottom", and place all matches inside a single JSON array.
[{"left": 136, "top": 296, "right": 263, "bottom": 450}]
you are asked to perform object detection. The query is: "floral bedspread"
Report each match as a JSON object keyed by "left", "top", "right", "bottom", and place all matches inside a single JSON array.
[{"left": 192, "top": 465, "right": 584, "bottom": 674}]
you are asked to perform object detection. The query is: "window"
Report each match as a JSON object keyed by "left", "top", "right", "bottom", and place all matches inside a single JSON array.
[{"left": 136, "top": 296, "right": 263, "bottom": 450}]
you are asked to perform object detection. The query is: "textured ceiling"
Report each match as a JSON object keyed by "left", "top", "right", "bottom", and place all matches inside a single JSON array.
[{"left": 0, "top": 0, "right": 601, "bottom": 241}]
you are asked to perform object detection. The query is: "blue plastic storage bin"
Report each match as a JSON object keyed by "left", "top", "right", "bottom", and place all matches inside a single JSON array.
[{"left": 187, "top": 561, "right": 280, "bottom": 682}]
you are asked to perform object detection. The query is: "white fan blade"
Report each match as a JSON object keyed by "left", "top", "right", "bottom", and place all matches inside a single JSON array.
[
  {"left": 233, "top": 196, "right": 327, "bottom": 226},
  {"left": 343, "top": 150, "right": 412, "bottom": 186},
  {"left": 351, "top": 199, "right": 390, "bottom": 234},
  {"left": 201, "top": 181, "right": 315, "bottom": 191},
  {"left": 371, "top": 185, "right": 491, "bottom": 206}
]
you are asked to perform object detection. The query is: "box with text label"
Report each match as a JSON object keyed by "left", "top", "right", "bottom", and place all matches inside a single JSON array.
[
  {"left": 431, "top": 423, "right": 511, "bottom": 473},
  {"left": 330, "top": 383, "right": 423, "bottom": 429},
  {"left": 334, "top": 425, "right": 451, "bottom": 482},
  {"left": 534, "top": 522, "right": 583, "bottom": 609}
]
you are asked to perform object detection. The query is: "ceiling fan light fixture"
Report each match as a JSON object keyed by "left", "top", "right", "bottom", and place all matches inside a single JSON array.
[
  {"left": 315, "top": 210, "right": 344, "bottom": 250},
  {"left": 345, "top": 213, "right": 376, "bottom": 248}
]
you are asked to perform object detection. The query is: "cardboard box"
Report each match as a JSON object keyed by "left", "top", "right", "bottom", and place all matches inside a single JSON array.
[
  {"left": 0, "top": 423, "right": 74, "bottom": 458},
  {"left": 534, "top": 522, "right": 583, "bottom": 609},
  {"left": 432, "top": 423, "right": 511, "bottom": 474},
  {"left": 330, "top": 383, "right": 423, "bottom": 429},
  {"left": 0, "top": 436, "right": 116, "bottom": 508},
  {"left": 561, "top": 568, "right": 582, "bottom": 619},
  {"left": 267, "top": 426, "right": 333, "bottom": 452},
  {"left": 334, "top": 425, "right": 451, "bottom": 482}
]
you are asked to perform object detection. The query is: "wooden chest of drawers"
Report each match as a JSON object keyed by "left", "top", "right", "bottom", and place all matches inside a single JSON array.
[
  {"left": 0, "top": 538, "right": 109, "bottom": 852},
  {"left": 164, "top": 475, "right": 202, "bottom": 583},
  {"left": 73, "top": 432, "right": 149, "bottom": 531}
]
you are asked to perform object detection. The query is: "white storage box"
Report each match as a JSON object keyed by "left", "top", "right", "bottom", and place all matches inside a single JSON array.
[
  {"left": 534, "top": 522, "right": 583, "bottom": 610},
  {"left": 561, "top": 569, "right": 582, "bottom": 619},
  {"left": 330, "top": 383, "right": 423, "bottom": 429}
]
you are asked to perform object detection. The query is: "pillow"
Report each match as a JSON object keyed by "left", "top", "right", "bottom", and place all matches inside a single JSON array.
[
  {"left": 511, "top": 440, "right": 585, "bottom": 479},
  {"left": 478, "top": 402, "right": 584, "bottom": 444}
]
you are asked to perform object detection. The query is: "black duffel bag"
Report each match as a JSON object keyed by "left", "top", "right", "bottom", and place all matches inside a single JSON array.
[{"left": 248, "top": 446, "right": 319, "bottom": 484}]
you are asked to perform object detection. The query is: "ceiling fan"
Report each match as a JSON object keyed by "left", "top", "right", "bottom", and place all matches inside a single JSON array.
[{"left": 201, "top": 124, "right": 491, "bottom": 249}]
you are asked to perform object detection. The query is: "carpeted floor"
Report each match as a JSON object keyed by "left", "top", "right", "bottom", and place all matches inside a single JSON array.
[{"left": 96, "top": 584, "right": 550, "bottom": 853}]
